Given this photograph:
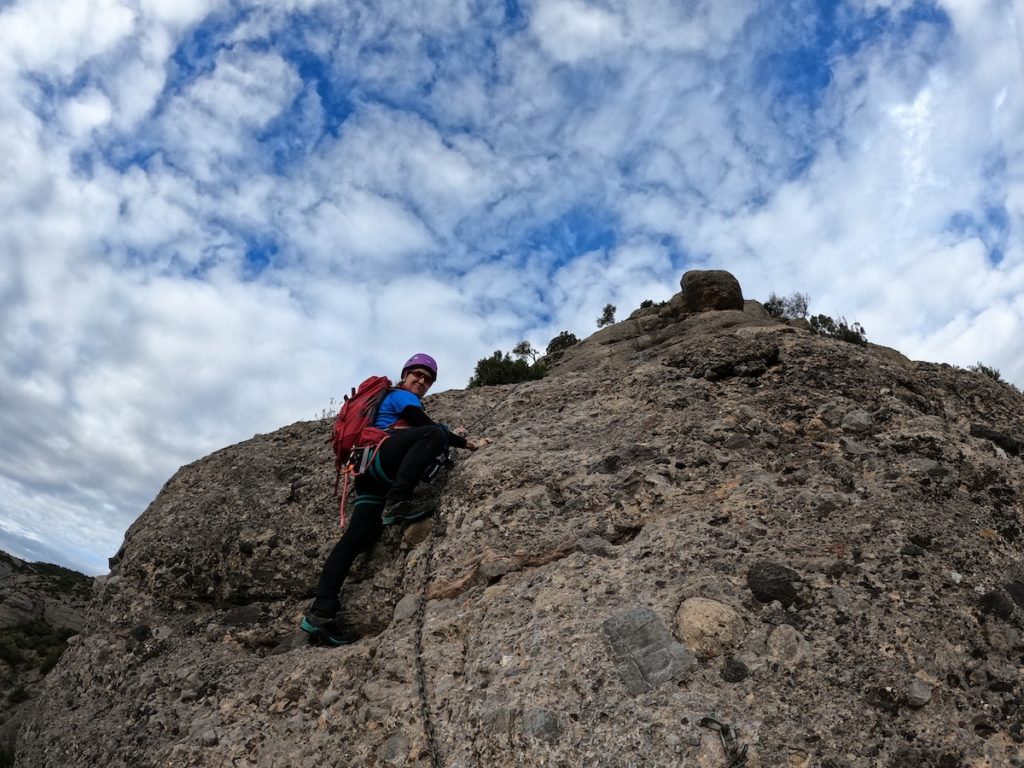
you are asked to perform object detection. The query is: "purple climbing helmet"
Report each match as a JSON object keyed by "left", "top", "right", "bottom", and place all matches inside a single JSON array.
[{"left": 401, "top": 353, "right": 438, "bottom": 382}]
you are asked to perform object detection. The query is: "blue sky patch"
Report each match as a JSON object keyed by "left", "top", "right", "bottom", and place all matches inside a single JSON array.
[
  {"left": 525, "top": 207, "right": 618, "bottom": 267},
  {"left": 244, "top": 237, "right": 278, "bottom": 278},
  {"left": 946, "top": 204, "right": 1009, "bottom": 265},
  {"left": 168, "top": 8, "right": 247, "bottom": 91}
]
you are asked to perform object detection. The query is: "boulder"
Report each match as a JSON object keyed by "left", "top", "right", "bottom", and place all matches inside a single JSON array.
[{"left": 680, "top": 269, "right": 744, "bottom": 312}]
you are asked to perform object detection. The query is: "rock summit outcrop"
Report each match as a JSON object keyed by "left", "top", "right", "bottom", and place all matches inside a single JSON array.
[
  {"left": 680, "top": 269, "right": 745, "bottom": 313},
  {"left": 16, "top": 271, "right": 1024, "bottom": 768}
]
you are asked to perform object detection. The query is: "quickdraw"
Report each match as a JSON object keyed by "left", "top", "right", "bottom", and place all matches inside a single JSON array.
[{"left": 699, "top": 715, "right": 749, "bottom": 768}]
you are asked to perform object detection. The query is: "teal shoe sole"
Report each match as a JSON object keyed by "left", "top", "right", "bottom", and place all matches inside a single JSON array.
[
  {"left": 300, "top": 617, "right": 355, "bottom": 646},
  {"left": 299, "top": 617, "right": 321, "bottom": 635},
  {"left": 381, "top": 506, "right": 434, "bottom": 526}
]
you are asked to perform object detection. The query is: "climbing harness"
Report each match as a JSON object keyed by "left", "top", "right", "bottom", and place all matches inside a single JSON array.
[
  {"left": 414, "top": 515, "right": 443, "bottom": 768},
  {"left": 699, "top": 715, "right": 749, "bottom": 767},
  {"left": 336, "top": 439, "right": 390, "bottom": 528}
]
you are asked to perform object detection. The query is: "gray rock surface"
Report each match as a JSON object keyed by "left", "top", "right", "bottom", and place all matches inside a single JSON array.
[{"left": 15, "top": 270, "right": 1024, "bottom": 767}]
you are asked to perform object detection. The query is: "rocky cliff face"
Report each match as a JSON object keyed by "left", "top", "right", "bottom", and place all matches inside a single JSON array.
[
  {"left": 16, "top": 273, "right": 1024, "bottom": 768},
  {"left": 1, "top": 551, "right": 91, "bottom": 757}
]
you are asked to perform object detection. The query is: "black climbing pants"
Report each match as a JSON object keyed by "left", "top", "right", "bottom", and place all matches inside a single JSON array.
[{"left": 311, "top": 425, "right": 448, "bottom": 616}]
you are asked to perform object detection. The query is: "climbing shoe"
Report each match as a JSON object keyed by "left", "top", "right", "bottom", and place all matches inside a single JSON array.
[
  {"left": 299, "top": 612, "right": 358, "bottom": 646},
  {"left": 381, "top": 498, "right": 434, "bottom": 526}
]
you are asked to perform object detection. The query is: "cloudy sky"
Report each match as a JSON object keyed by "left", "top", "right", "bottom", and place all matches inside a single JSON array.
[{"left": 1, "top": 0, "right": 1021, "bottom": 575}]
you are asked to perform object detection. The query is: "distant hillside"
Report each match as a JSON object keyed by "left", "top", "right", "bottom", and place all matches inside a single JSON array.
[
  {"left": 0, "top": 550, "right": 91, "bottom": 765},
  {"left": 16, "top": 271, "right": 1024, "bottom": 767}
]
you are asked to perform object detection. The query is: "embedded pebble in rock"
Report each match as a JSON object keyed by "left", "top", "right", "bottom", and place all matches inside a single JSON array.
[
  {"left": 602, "top": 606, "right": 696, "bottom": 694},
  {"left": 522, "top": 708, "right": 562, "bottom": 743},
  {"left": 674, "top": 597, "right": 745, "bottom": 658},
  {"left": 906, "top": 679, "right": 933, "bottom": 708},
  {"left": 747, "top": 562, "right": 801, "bottom": 607},
  {"left": 907, "top": 457, "right": 947, "bottom": 477},
  {"left": 15, "top": 270, "right": 1024, "bottom": 768},
  {"left": 574, "top": 535, "right": 616, "bottom": 558},
  {"left": 979, "top": 590, "right": 1015, "bottom": 620},
  {"left": 900, "top": 543, "right": 926, "bottom": 557},
  {"left": 1006, "top": 581, "right": 1024, "bottom": 608},
  {"left": 840, "top": 437, "right": 871, "bottom": 456},
  {"left": 767, "top": 624, "right": 811, "bottom": 667},
  {"left": 841, "top": 409, "right": 874, "bottom": 434},
  {"left": 720, "top": 657, "right": 750, "bottom": 683},
  {"left": 319, "top": 687, "right": 342, "bottom": 708},
  {"left": 376, "top": 733, "right": 409, "bottom": 765},
  {"left": 392, "top": 594, "right": 420, "bottom": 622}
]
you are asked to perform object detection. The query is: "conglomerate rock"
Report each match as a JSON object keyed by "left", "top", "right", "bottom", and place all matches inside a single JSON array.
[{"left": 15, "top": 271, "right": 1024, "bottom": 768}]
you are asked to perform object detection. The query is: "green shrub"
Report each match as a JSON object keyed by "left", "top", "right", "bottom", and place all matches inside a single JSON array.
[
  {"left": 764, "top": 292, "right": 864, "bottom": 344},
  {"left": 0, "top": 620, "right": 73, "bottom": 671},
  {"left": 512, "top": 340, "right": 539, "bottom": 363},
  {"left": 639, "top": 299, "right": 654, "bottom": 309},
  {"left": 545, "top": 331, "right": 578, "bottom": 357},
  {"left": 967, "top": 362, "right": 1004, "bottom": 383},
  {"left": 809, "top": 314, "right": 868, "bottom": 345},
  {"left": 316, "top": 396, "right": 338, "bottom": 422},
  {"left": 966, "top": 362, "right": 1022, "bottom": 393},
  {"left": 596, "top": 303, "right": 616, "bottom": 328},
  {"left": 468, "top": 351, "right": 546, "bottom": 387},
  {"left": 31, "top": 562, "right": 92, "bottom": 599},
  {"left": 764, "top": 291, "right": 810, "bottom": 319}
]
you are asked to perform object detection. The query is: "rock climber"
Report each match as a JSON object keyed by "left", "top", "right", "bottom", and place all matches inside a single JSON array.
[{"left": 301, "top": 353, "right": 486, "bottom": 645}]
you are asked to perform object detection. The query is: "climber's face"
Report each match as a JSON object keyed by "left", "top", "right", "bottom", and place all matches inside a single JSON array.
[{"left": 400, "top": 367, "right": 434, "bottom": 398}]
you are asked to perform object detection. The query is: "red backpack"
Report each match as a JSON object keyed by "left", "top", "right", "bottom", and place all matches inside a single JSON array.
[{"left": 330, "top": 375, "right": 393, "bottom": 526}]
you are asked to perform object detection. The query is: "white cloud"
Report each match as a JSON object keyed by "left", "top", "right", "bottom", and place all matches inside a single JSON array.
[
  {"left": 288, "top": 188, "right": 438, "bottom": 269},
  {"left": 63, "top": 87, "right": 114, "bottom": 137},
  {"left": 138, "top": 0, "right": 219, "bottom": 27},
  {"left": 106, "top": 53, "right": 170, "bottom": 130},
  {"left": 310, "top": 106, "right": 503, "bottom": 244},
  {"left": 531, "top": 0, "right": 624, "bottom": 63},
  {"left": 157, "top": 49, "right": 302, "bottom": 180},
  {"left": 0, "top": 0, "right": 136, "bottom": 75},
  {"left": 544, "top": 239, "right": 676, "bottom": 336},
  {"left": 530, "top": 0, "right": 756, "bottom": 63}
]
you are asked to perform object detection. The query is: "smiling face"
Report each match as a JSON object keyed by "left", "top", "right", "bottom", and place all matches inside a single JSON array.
[{"left": 399, "top": 367, "right": 434, "bottom": 398}]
